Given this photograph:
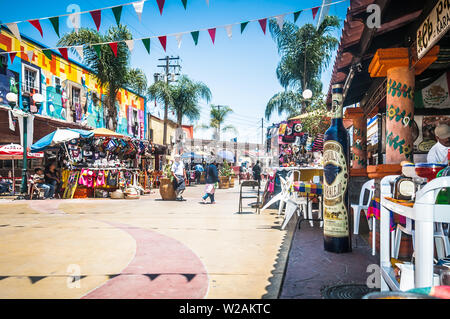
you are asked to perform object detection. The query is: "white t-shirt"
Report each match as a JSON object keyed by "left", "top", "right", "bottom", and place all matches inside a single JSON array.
[
  {"left": 427, "top": 142, "right": 450, "bottom": 164},
  {"left": 171, "top": 161, "right": 185, "bottom": 176}
]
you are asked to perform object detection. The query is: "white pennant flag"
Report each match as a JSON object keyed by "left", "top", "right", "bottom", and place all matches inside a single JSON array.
[
  {"left": 6, "top": 23, "right": 21, "bottom": 42},
  {"left": 225, "top": 25, "right": 233, "bottom": 39},
  {"left": 175, "top": 34, "right": 183, "bottom": 49},
  {"left": 75, "top": 45, "right": 84, "bottom": 60},
  {"left": 275, "top": 14, "right": 286, "bottom": 30},
  {"left": 26, "top": 50, "right": 34, "bottom": 62},
  {"left": 133, "top": 1, "right": 145, "bottom": 21},
  {"left": 125, "top": 40, "right": 134, "bottom": 51}
]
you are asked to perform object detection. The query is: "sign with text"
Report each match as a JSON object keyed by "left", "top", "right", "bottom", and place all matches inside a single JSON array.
[{"left": 417, "top": 0, "right": 450, "bottom": 60}]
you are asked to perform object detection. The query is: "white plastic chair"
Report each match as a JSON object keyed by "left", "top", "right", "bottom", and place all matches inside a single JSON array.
[
  {"left": 380, "top": 175, "right": 399, "bottom": 258},
  {"left": 351, "top": 179, "right": 376, "bottom": 254}
]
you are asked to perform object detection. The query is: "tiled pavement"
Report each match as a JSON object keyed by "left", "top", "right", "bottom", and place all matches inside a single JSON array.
[{"left": 279, "top": 221, "right": 378, "bottom": 299}]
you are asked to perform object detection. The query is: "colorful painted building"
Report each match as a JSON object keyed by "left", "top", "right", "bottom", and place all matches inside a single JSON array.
[{"left": 0, "top": 27, "right": 147, "bottom": 143}]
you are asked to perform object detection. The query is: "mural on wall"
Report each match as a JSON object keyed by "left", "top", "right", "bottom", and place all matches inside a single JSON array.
[{"left": 0, "top": 29, "right": 146, "bottom": 138}]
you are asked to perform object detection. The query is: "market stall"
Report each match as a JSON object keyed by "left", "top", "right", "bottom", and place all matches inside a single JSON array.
[{"left": 30, "top": 128, "right": 152, "bottom": 199}]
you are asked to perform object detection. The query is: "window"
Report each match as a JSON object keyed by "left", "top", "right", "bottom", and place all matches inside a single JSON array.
[
  {"left": 133, "top": 110, "right": 139, "bottom": 137},
  {"left": 71, "top": 87, "right": 81, "bottom": 122},
  {"left": 54, "top": 77, "right": 61, "bottom": 94},
  {"left": 23, "top": 66, "right": 38, "bottom": 93}
]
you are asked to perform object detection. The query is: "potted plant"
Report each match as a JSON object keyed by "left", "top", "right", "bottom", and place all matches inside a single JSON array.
[
  {"left": 159, "top": 163, "right": 177, "bottom": 200},
  {"left": 219, "top": 160, "right": 232, "bottom": 189}
]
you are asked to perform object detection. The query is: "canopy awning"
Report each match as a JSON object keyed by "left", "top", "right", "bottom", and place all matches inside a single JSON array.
[{"left": 91, "top": 127, "right": 128, "bottom": 138}]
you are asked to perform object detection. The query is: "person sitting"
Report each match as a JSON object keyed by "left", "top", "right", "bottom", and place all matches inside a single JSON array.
[
  {"left": 45, "top": 162, "right": 61, "bottom": 199},
  {"left": 171, "top": 155, "right": 187, "bottom": 201},
  {"left": 427, "top": 124, "right": 450, "bottom": 164},
  {"left": 32, "top": 168, "right": 51, "bottom": 199}
]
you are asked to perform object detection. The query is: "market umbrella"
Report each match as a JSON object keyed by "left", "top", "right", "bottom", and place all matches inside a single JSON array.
[
  {"left": 0, "top": 144, "right": 44, "bottom": 195},
  {"left": 31, "top": 128, "right": 94, "bottom": 152},
  {"left": 91, "top": 127, "right": 127, "bottom": 138},
  {"left": 181, "top": 152, "right": 202, "bottom": 159},
  {"left": 218, "top": 150, "right": 235, "bottom": 162}
]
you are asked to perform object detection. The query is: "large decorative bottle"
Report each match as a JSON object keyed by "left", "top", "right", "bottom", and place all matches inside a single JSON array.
[{"left": 323, "top": 84, "right": 352, "bottom": 253}]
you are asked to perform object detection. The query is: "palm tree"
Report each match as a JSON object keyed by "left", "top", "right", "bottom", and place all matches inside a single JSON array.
[
  {"left": 148, "top": 75, "right": 211, "bottom": 127},
  {"left": 265, "top": 16, "right": 340, "bottom": 120},
  {"left": 199, "top": 104, "right": 237, "bottom": 140},
  {"left": 58, "top": 25, "right": 137, "bottom": 130},
  {"left": 126, "top": 68, "right": 148, "bottom": 96}
]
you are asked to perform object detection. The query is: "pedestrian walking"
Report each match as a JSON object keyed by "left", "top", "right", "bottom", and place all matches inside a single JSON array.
[
  {"left": 202, "top": 160, "right": 218, "bottom": 204},
  {"left": 194, "top": 163, "right": 204, "bottom": 184},
  {"left": 171, "top": 155, "right": 187, "bottom": 201},
  {"left": 253, "top": 160, "right": 262, "bottom": 184}
]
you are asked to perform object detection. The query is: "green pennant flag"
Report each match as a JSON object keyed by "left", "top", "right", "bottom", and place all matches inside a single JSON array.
[
  {"left": 293, "top": 10, "right": 302, "bottom": 23},
  {"left": 0, "top": 57, "right": 3, "bottom": 69},
  {"left": 49, "top": 17, "right": 60, "bottom": 37},
  {"left": 112, "top": 6, "right": 123, "bottom": 26},
  {"left": 181, "top": 0, "right": 187, "bottom": 9},
  {"left": 42, "top": 49, "right": 53, "bottom": 60},
  {"left": 142, "top": 38, "right": 151, "bottom": 54},
  {"left": 240, "top": 22, "right": 249, "bottom": 34},
  {"left": 191, "top": 31, "right": 199, "bottom": 45},
  {"left": 93, "top": 44, "right": 102, "bottom": 58}
]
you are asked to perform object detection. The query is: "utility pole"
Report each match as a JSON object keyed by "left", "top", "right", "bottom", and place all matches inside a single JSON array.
[
  {"left": 156, "top": 56, "right": 181, "bottom": 152},
  {"left": 261, "top": 118, "right": 264, "bottom": 147}
]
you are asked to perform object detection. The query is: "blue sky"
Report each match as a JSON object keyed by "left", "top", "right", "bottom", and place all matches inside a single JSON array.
[{"left": 1, "top": 0, "right": 349, "bottom": 143}]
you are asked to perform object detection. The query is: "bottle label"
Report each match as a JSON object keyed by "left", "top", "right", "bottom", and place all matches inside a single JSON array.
[{"left": 323, "top": 140, "right": 349, "bottom": 238}]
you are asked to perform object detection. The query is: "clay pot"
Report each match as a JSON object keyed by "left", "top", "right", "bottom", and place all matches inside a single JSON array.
[
  {"left": 219, "top": 176, "right": 230, "bottom": 189},
  {"left": 159, "top": 177, "right": 177, "bottom": 200},
  {"left": 229, "top": 175, "right": 235, "bottom": 188}
]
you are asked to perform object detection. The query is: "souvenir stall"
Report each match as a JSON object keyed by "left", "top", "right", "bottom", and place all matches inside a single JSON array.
[{"left": 31, "top": 128, "right": 149, "bottom": 199}]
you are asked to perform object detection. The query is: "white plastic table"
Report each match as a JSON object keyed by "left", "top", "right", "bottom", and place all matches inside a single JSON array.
[{"left": 380, "top": 176, "right": 450, "bottom": 291}]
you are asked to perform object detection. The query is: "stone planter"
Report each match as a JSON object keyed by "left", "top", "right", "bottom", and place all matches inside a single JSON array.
[
  {"left": 159, "top": 177, "right": 177, "bottom": 200},
  {"left": 219, "top": 176, "right": 230, "bottom": 189}
]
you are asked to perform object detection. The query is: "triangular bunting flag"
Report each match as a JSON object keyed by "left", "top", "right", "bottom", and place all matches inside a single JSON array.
[
  {"left": 191, "top": 31, "right": 199, "bottom": 46},
  {"left": 109, "top": 42, "right": 118, "bottom": 57},
  {"left": 312, "top": 6, "right": 320, "bottom": 20},
  {"left": 108, "top": 274, "right": 120, "bottom": 279},
  {"left": 28, "top": 276, "right": 47, "bottom": 284},
  {"left": 240, "top": 22, "right": 249, "bottom": 34},
  {"left": 182, "top": 274, "right": 196, "bottom": 282},
  {"left": 293, "top": 10, "right": 302, "bottom": 23},
  {"left": 0, "top": 58, "right": 3, "bottom": 69},
  {"left": 42, "top": 49, "right": 52, "bottom": 60},
  {"left": 28, "top": 20, "right": 43, "bottom": 37},
  {"left": 175, "top": 34, "right": 183, "bottom": 48},
  {"left": 275, "top": 14, "right": 285, "bottom": 31},
  {"left": 208, "top": 28, "right": 216, "bottom": 44},
  {"left": 225, "top": 25, "right": 232, "bottom": 39},
  {"left": 125, "top": 40, "right": 134, "bottom": 51},
  {"left": 74, "top": 45, "right": 84, "bottom": 60},
  {"left": 206, "top": 0, "right": 209, "bottom": 6},
  {"left": 112, "top": 6, "right": 123, "bottom": 26},
  {"left": 49, "top": 17, "right": 60, "bottom": 37},
  {"left": 158, "top": 36, "right": 167, "bottom": 51},
  {"left": 156, "top": 0, "right": 165, "bottom": 15},
  {"left": 181, "top": 0, "right": 187, "bottom": 9},
  {"left": 58, "top": 48, "right": 68, "bottom": 60},
  {"left": 9, "top": 52, "right": 16, "bottom": 64},
  {"left": 133, "top": 1, "right": 145, "bottom": 21},
  {"left": 142, "top": 38, "right": 151, "bottom": 54},
  {"left": 144, "top": 274, "right": 160, "bottom": 281},
  {"left": 26, "top": 50, "right": 34, "bottom": 62},
  {"left": 90, "top": 10, "right": 101, "bottom": 31},
  {"left": 6, "top": 23, "right": 21, "bottom": 42},
  {"left": 92, "top": 44, "right": 102, "bottom": 58},
  {"left": 258, "top": 18, "right": 267, "bottom": 34}
]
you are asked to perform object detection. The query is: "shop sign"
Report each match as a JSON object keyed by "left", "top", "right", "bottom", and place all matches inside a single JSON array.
[{"left": 417, "top": 0, "right": 450, "bottom": 60}]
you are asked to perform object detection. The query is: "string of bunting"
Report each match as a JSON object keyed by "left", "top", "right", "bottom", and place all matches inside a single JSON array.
[{"left": 0, "top": 0, "right": 346, "bottom": 62}]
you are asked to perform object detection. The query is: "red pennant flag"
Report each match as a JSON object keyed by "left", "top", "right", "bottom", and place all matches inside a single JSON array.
[
  {"left": 208, "top": 28, "right": 216, "bottom": 44},
  {"left": 28, "top": 19, "right": 43, "bottom": 37},
  {"left": 58, "top": 48, "right": 68, "bottom": 60},
  {"left": 312, "top": 6, "right": 320, "bottom": 20},
  {"left": 158, "top": 36, "right": 167, "bottom": 51},
  {"left": 258, "top": 18, "right": 267, "bottom": 34},
  {"left": 156, "top": 0, "right": 165, "bottom": 15},
  {"left": 9, "top": 52, "right": 16, "bottom": 64},
  {"left": 109, "top": 42, "right": 118, "bottom": 57},
  {"left": 90, "top": 10, "right": 102, "bottom": 31}
]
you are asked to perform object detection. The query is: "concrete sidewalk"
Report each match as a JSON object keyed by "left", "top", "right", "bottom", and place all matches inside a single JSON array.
[{"left": 0, "top": 183, "right": 291, "bottom": 299}]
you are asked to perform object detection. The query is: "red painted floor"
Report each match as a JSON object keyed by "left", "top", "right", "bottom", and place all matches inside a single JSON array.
[{"left": 82, "top": 222, "right": 209, "bottom": 299}]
